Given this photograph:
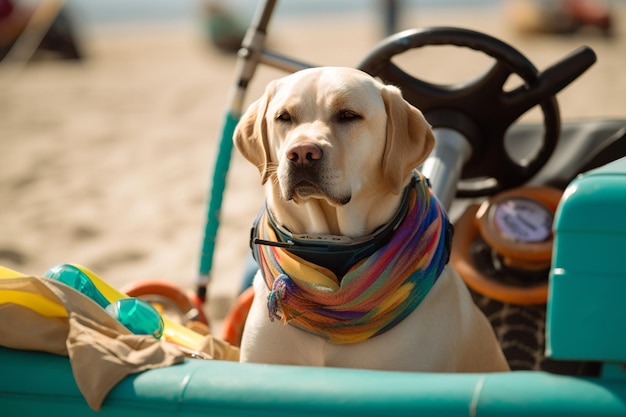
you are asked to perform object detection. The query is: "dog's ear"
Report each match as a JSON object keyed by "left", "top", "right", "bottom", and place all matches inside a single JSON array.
[
  {"left": 233, "top": 83, "right": 275, "bottom": 184},
  {"left": 380, "top": 84, "right": 435, "bottom": 193}
]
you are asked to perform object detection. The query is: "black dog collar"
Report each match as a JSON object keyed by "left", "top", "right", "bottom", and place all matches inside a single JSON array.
[{"left": 251, "top": 175, "right": 420, "bottom": 278}]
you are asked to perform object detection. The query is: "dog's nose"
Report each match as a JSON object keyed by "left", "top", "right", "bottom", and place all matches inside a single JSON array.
[{"left": 287, "top": 143, "right": 323, "bottom": 166}]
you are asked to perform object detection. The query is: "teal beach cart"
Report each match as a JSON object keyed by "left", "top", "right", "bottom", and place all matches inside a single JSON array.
[{"left": 2, "top": 0, "right": 626, "bottom": 415}]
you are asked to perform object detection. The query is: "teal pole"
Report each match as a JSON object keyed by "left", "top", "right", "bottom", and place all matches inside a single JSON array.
[
  {"left": 196, "top": 111, "right": 240, "bottom": 300},
  {"left": 195, "top": 0, "right": 278, "bottom": 301}
]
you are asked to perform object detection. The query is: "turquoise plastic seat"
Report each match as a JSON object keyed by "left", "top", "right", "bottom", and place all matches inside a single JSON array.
[{"left": 1, "top": 346, "right": 626, "bottom": 416}]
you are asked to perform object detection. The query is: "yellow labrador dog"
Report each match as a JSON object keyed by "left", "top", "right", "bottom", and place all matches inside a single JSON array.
[{"left": 234, "top": 67, "right": 509, "bottom": 372}]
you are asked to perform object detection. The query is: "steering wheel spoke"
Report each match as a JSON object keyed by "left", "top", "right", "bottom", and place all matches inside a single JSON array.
[
  {"left": 476, "top": 61, "right": 515, "bottom": 97},
  {"left": 502, "top": 83, "right": 547, "bottom": 123}
]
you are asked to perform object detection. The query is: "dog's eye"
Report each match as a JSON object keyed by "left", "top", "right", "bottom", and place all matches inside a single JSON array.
[
  {"left": 276, "top": 111, "right": 291, "bottom": 122},
  {"left": 337, "top": 110, "right": 361, "bottom": 122}
]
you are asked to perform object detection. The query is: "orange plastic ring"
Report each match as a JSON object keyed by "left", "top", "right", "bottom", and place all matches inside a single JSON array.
[
  {"left": 221, "top": 286, "right": 255, "bottom": 347},
  {"left": 451, "top": 204, "right": 549, "bottom": 305},
  {"left": 475, "top": 186, "right": 562, "bottom": 263},
  {"left": 121, "top": 279, "right": 209, "bottom": 325}
]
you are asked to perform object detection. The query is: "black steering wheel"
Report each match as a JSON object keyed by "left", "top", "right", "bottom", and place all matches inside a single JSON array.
[{"left": 358, "top": 27, "right": 596, "bottom": 197}]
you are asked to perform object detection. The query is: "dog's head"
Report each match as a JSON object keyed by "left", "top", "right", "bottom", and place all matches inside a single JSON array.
[{"left": 234, "top": 67, "right": 434, "bottom": 206}]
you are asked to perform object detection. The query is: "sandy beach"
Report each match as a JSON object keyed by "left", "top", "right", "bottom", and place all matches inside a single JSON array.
[{"left": 2, "top": 2, "right": 625, "bottom": 331}]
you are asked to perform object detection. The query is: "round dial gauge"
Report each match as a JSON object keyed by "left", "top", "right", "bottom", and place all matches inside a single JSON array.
[{"left": 492, "top": 197, "right": 553, "bottom": 243}]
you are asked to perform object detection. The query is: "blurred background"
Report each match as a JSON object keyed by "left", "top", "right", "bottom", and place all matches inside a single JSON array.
[{"left": 1, "top": 0, "right": 624, "bottom": 330}]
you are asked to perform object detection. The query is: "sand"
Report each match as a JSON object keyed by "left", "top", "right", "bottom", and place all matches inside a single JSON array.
[{"left": 1, "top": 3, "right": 625, "bottom": 331}]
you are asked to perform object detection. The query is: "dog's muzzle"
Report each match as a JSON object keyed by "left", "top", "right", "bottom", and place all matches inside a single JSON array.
[{"left": 281, "top": 161, "right": 351, "bottom": 205}]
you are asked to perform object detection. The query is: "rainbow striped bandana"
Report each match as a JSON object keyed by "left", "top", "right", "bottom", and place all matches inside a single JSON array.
[{"left": 252, "top": 172, "right": 452, "bottom": 344}]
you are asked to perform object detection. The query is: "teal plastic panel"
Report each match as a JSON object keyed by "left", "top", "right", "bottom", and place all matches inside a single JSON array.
[
  {"left": 2, "top": 347, "right": 626, "bottom": 416},
  {"left": 548, "top": 157, "right": 626, "bottom": 362}
]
